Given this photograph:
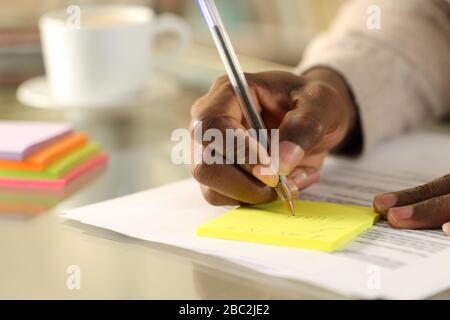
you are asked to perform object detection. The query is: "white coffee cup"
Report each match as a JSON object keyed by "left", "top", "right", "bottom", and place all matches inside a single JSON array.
[{"left": 39, "top": 5, "right": 190, "bottom": 108}]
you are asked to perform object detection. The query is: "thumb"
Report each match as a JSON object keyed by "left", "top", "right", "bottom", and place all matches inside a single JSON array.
[{"left": 277, "top": 103, "right": 331, "bottom": 176}]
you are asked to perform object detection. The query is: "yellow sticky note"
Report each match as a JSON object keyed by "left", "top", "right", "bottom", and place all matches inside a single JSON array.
[{"left": 196, "top": 200, "right": 379, "bottom": 252}]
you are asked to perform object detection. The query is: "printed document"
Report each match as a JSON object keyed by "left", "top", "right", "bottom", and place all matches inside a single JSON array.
[{"left": 63, "top": 132, "right": 450, "bottom": 299}]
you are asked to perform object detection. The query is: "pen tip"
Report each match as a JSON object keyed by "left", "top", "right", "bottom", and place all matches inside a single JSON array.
[{"left": 288, "top": 201, "right": 296, "bottom": 216}]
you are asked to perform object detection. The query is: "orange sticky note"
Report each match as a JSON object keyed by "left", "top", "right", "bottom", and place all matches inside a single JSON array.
[{"left": 0, "top": 133, "right": 88, "bottom": 172}]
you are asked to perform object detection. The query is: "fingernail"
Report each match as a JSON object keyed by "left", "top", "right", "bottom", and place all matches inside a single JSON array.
[
  {"left": 308, "top": 172, "right": 321, "bottom": 184},
  {"left": 290, "top": 170, "right": 308, "bottom": 186},
  {"left": 287, "top": 182, "right": 299, "bottom": 199},
  {"left": 389, "top": 206, "right": 413, "bottom": 221},
  {"left": 374, "top": 193, "right": 398, "bottom": 211},
  {"left": 279, "top": 141, "right": 304, "bottom": 176},
  {"left": 290, "top": 170, "right": 320, "bottom": 189},
  {"left": 443, "top": 223, "right": 450, "bottom": 236},
  {"left": 252, "top": 165, "right": 279, "bottom": 187}
]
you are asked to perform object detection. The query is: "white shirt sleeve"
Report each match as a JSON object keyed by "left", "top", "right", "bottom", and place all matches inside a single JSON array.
[{"left": 296, "top": 0, "right": 450, "bottom": 151}]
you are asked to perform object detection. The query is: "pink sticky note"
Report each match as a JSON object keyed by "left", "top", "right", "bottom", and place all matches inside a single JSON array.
[
  {"left": 0, "top": 153, "right": 108, "bottom": 190},
  {"left": 0, "top": 121, "right": 72, "bottom": 160}
]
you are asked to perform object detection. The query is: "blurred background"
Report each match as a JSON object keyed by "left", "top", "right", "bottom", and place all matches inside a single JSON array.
[{"left": 0, "top": 0, "right": 344, "bottom": 85}]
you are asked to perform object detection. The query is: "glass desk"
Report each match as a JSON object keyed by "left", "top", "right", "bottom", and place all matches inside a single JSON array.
[{"left": 0, "top": 75, "right": 448, "bottom": 300}]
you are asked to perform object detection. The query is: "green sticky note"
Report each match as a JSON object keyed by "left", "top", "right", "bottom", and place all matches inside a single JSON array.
[
  {"left": 0, "top": 143, "right": 100, "bottom": 180},
  {"left": 197, "top": 200, "right": 379, "bottom": 252}
]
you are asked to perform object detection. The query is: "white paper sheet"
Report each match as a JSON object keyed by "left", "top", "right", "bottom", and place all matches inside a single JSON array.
[{"left": 63, "top": 132, "right": 450, "bottom": 299}]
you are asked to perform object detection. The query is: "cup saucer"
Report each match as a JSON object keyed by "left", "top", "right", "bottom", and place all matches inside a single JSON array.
[{"left": 17, "top": 74, "right": 180, "bottom": 110}]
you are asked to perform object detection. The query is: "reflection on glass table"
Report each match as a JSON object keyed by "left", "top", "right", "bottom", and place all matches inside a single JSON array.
[{"left": 0, "top": 162, "right": 106, "bottom": 218}]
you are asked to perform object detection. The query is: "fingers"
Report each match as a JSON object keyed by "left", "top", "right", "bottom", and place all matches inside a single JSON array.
[
  {"left": 199, "top": 183, "right": 300, "bottom": 207},
  {"left": 373, "top": 175, "right": 450, "bottom": 232},
  {"left": 443, "top": 223, "right": 450, "bottom": 236},
  {"left": 192, "top": 162, "right": 279, "bottom": 205},
  {"left": 286, "top": 152, "right": 325, "bottom": 189},
  {"left": 288, "top": 167, "right": 321, "bottom": 190},
  {"left": 278, "top": 141, "right": 305, "bottom": 176},
  {"left": 386, "top": 194, "right": 450, "bottom": 229},
  {"left": 190, "top": 72, "right": 350, "bottom": 206},
  {"left": 190, "top": 74, "right": 284, "bottom": 206},
  {"left": 191, "top": 96, "right": 278, "bottom": 187},
  {"left": 191, "top": 75, "right": 243, "bottom": 122},
  {"left": 277, "top": 83, "right": 347, "bottom": 176},
  {"left": 277, "top": 108, "right": 324, "bottom": 175},
  {"left": 199, "top": 185, "right": 243, "bottom": 206},
  {"left": 374, "top": 174, "right": 450, "bottom": 215}
]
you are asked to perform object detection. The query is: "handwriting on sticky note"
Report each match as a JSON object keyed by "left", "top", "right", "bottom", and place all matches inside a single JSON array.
[{"left": 196, "top": 201, "right": 379, "bottom": 252}]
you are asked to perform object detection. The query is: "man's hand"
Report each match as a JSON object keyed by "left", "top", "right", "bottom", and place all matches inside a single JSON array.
[
  {"left": 374, "top": 174, "right": 450, "bottom": 235},
  {"left": 190, "top": 68, "right": 358, "bottom": 206}
]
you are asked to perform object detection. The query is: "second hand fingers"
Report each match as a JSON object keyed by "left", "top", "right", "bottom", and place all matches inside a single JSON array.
[
  {"left": 374, "top": 174, "right": 450, "bottom": 215},
  {"left": 387, "top": 193, "right": 450, "bottom": 229}
]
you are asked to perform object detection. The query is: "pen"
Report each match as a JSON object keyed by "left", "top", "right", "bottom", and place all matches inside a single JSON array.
[{"left": 196, "top": 0, "right": 296, "bottom": 216}]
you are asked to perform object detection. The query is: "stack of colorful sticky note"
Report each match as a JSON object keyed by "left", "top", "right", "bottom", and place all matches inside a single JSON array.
[{"left": 0, "top": 121, "right": 108, "bottom": 190}]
